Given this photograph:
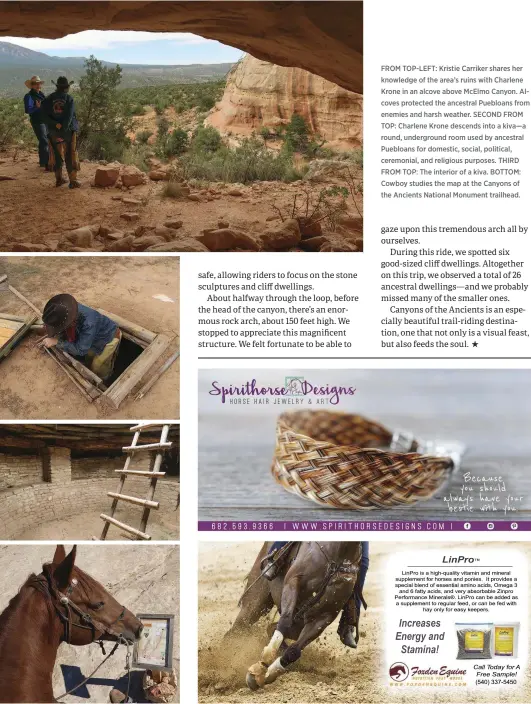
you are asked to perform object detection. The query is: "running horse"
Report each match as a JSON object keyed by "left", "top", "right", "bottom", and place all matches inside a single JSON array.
[
  {"left": 226, "top": 541, "right": 364, "bottom": 690},
  {"left": 0, "top": 545, "right": 143, "bottom": 703}
]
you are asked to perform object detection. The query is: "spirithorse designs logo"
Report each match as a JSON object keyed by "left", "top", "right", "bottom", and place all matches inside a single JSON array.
[
  {"left": 284, "top": 376, "right": 305, "bottom": 395},
  {"left": 389, "top": 662, "right": 409, "bottom": 681},
  {"left": 209, "top": 378, "right": 356, "bottom": 405}
]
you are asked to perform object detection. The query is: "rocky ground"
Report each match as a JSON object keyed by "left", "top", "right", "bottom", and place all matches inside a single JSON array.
[{"left": 0, "top": 148, "right": 363, "bottom": 253}]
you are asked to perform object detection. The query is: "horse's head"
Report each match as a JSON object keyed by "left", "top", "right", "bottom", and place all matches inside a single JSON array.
[{"left": 44, "top": 545, "right": 144, "bottom": 647}]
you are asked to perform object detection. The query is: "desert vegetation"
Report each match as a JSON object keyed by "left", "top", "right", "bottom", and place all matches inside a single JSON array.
[{"left": 0, "top": 55, "right": 363, "bottom": 252}]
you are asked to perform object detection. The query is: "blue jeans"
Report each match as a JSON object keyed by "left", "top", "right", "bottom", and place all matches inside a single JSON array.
[{"left": 30, "top": 116, "right": 49, "bottom": 167}]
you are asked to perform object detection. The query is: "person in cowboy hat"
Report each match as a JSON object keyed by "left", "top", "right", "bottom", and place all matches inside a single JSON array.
[
  {"left": 40, "top": 76, "right": 81, "bottom": 189},
  {"left": 38, "top": 294, "right": 122, "bottom": 382},
  {"left": 23, "top": 75, "right": 50, "bottom": 170}
]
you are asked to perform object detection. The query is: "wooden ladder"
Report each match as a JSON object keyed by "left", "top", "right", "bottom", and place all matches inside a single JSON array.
[{"left": 98, "top": 423, "right": 172, "bottom": 540}]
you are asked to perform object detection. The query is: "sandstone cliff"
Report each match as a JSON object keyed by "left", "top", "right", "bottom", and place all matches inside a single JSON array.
[{"left": 206, "top": 55, "right": 363, "bottom": 149}]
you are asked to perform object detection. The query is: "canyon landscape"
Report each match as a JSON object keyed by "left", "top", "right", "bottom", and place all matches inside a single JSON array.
[{"left": 0, "top": 2, "right": 363, "bottom": 253}]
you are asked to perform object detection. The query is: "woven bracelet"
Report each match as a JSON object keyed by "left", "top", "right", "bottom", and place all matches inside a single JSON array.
[{"left": 271, "top": 410, "right": 464, "bottom": 510}]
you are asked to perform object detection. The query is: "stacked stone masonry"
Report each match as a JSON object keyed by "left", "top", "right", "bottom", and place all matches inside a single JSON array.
[
  {"left": 0, "top": 453, "right": 42, "bottom": 491},
  {"left": 0, "top": 477, "right": 179, "bottom": 539}
]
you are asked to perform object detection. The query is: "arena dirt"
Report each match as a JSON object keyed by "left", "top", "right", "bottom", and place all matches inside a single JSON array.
[{"left": 198, "top": 542, "right": 531, "bottom": 704}]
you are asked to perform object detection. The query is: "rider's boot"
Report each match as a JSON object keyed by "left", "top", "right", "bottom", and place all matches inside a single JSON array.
[
  {"left": 337, "top": 601, "right": 359, "bottom": 648},
  {"left": 55, "top": 167, "right": 66, "bottom": 187},
  {"left": 68, "top": 170, "right": 81, "bottom": 189}
]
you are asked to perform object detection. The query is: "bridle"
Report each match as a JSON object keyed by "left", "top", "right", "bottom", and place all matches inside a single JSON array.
[
  {"left": 27, "top": 565, "right": 134, "bottom": 702},
  {"left": 28, "top": 566, "right": 128, "bottom": 650}
]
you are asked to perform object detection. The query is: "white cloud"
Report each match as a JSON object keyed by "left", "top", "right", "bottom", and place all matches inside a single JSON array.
[{"left": 0, "top": 30, "right": 209, "bottom": 52}]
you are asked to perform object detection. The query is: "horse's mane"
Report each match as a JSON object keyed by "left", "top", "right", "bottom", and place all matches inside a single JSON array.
[{"left": 0, "top": 572, "right": 43, "bottom": 639}]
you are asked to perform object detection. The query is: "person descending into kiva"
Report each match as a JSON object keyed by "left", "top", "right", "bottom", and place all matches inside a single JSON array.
[
  {"left": 23, "top": 75, "right": 50, "bottom": 171},
  {"left": 262, "top": 541, "right": 370, "bottom": 648},
  {"left": 39, "top": 294, "right": 122, "bottom": 382},
  {"left": 40, "top": 76, "right": 81, "bottom": 189}
]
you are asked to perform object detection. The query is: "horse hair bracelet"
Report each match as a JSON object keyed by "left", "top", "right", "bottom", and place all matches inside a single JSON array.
[{"left": 271, "top": 410, "right": 465, "bottom": 510}]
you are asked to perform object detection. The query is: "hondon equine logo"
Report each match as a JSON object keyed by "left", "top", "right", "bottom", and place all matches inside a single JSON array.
[{"left": 389, "top": 662, "right": 409, "bottom": 681}]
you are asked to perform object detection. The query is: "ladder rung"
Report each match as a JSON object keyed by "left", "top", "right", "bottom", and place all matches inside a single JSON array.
[
  {"left": 107, "top": 492, "right": 159, "bottom": 509},
  {"left": 115, "top": 470, "right": 166, "bottom": 477},
  {"left": 122, "top": 442, "right": 172, "bottom": 453},
  {"left": 100, "top": 514, "right": 151, "bottom": 540},
  {"left": 130, "top": 422, "right": 172, "bottom": 432}
]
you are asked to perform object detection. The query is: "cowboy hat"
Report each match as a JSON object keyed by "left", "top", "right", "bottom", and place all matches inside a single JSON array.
[
  {"left": 53, "top": 76, "right": 74, "bottom": 89},
  {"left": 42, "top": 294, "right": 78, "bottom": 336},
  {"left": 24, "top": 75, "right": 43, "bottom": 89}
]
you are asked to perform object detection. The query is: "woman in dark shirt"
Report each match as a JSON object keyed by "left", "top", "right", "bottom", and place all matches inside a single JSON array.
[{"left": 23, "top": 75, "right": 50, "bottom": 170}]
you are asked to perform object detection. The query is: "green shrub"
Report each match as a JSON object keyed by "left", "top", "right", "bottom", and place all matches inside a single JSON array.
[
  {"left": 0, "top": 100, "right": 34, "bottom": 149},
  {"left": 76, "top": 56, "right": 132, "bottom": 160},
  {"left": 136, "top": 129, "right": 153, "bottom": 144},
  {"left": 81, "top": 132, "right": 129, "bottom": 161},
  {"left": 156, "top": 116, "right": 170, "bottom": 137},
  {"left": 131, "top": 103, "right": 146, "bottom": 116},
  {"left": 161, "top": 128, "right": 189, "bottom": 157},
  {"left": 121, "top": 143, "right": 152, "bottom": 171},
  {"left": 284, "top": 114, "right": 310, "bottom": 153},
  {"left": 190, "top": 125, "right": 222, "bottom": 153},
  {"left": 180, "top": 137, "right": 305, "bottom": 183}
]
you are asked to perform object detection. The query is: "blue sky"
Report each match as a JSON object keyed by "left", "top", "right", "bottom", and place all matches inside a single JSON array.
[{"left": 1, "top": 30, "right": 244, "bottom": 65}]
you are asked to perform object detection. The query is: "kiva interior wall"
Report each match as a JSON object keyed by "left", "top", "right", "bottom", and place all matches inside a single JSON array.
[
  {"left": 0, "top": 452, "right": 42, "bottom": 491},
  {"left": 71, "top": 456, "right": 124, "bottom": 480},
  {"left": 0, "top": 477, "right": 179, "bottom": 539}
]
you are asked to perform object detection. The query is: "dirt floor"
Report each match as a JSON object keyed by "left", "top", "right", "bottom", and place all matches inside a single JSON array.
[
  {"left": 15, "top": 503, "right": 180, "bottom": 541},
  {"left": 198, "top": 542, "right": 531, "bottom": 704},
  {"left": 0, "top": 148, "right": 363, "bottom": 253},
  {"left": 0, "top": 256, "right": 179, "bottom": 419},
  {"left": 0, "top": 544, "right": 179, "bottom": 702}
]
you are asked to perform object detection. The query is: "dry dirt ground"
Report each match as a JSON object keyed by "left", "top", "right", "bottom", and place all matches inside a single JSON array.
[
  {"left": 198, "top": 542, "right": 531, "bottom": 704},
  {"left": 0, "top": 148, "right": 363, "bottom": 253},
  {"left": 15, "top": 503, "right": 180, "bottom": 541},
  {"left": 0, "top": 256, "right": 180, "bottom": 419},
  {"left": 0, "top": 544, "right": 179, "bottom": 702}
]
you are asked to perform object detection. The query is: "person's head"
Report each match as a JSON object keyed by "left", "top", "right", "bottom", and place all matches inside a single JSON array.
[
  {"left": 42, "top": 294, "right": 78, "bottom": 337},
  {"left": 25, "top": 75, "right": 43, "bottom": 91},
  {"left": 54, "top": 76, "right": 72, "bottom": 93}
]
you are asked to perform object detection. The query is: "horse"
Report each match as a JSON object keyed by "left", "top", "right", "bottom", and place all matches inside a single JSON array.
[
  {"left": 225, "top": 541, "right": 364, "bottom": 691},
  {"left": 0, "top": 545, "right": 143, "bottom": 703}
]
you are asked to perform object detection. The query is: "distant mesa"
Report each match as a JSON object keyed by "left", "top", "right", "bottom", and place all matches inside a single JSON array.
[{"left": 0, "top": 41, "right": 233, "bottom": 97}]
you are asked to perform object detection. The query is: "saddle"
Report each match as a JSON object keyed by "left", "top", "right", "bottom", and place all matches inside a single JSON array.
[{"left": 261, "top": 542, "right": 300, "bottom": 581}]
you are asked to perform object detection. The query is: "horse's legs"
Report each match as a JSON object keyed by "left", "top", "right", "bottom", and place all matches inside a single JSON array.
[
  {"left": 246, "top": 576, "right": 301, "bottom": 690},
  {"left": 264, "top": 611, "right": 337, "bottom": 685},
  {"left": 225, "top": 543, "right": 273, "bottom": 639},
  {"left": 225, "top": 579, "right": 273, "bottom": 638}
]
